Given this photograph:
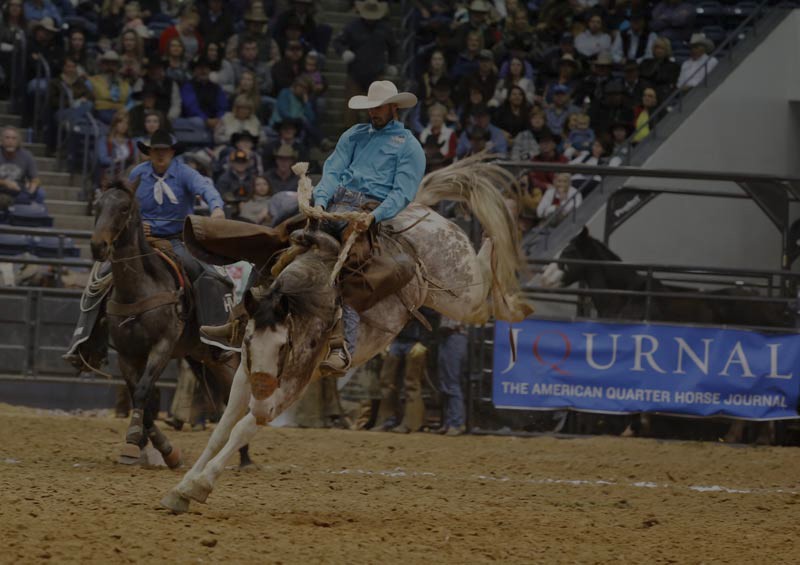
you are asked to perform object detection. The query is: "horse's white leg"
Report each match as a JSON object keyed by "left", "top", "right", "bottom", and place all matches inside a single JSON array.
[{"left": 160, "top": 362, "right": 250, "bottom": 513}]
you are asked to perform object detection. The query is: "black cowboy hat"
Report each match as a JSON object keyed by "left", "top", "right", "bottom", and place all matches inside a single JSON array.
[
  {"left": 132, "top": 82, "right": 160, "bottom": 100},
  {"left": 273, "top": 117, "right": 303, "bottom": 132},
  {"left": 137, "top": 129, "right": 182, "bottom": 156},
  {"left": 230, "top": 130, "right": 259, "bottom": 146}
]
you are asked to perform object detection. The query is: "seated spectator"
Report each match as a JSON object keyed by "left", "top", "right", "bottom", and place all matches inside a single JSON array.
[
  {"left": 492, "top": 85, "right": 530, "bottom": 137},
  {"left": 263, "top": 118, "right": 309, "bottom": 169},
  {"left": 565, "top": 139, "right": 619, "bottom": 194},
  {"left": 450, "top": 30, "right": 483, "bottom": 82},
  {"left": 455, "top": 105, "right": 508, "bottom": 159},
  {"left": 265, "top": 144, "right": 300, "bottom": 193},
  {"left": 462, "top": 126, "right": 491, "bottom": 157},
  {"left": 24, "top": 0, "right": 62, "bottom": 28},
  {"left": 224, "top": 36, "right": 274, "bottom": 97},
  {"left": 611, "top": 10, "right": 657, "bottom": 64},
  {"left": 99, "top": 0, "right": 125, "bottom": 38},
  {"left": 422, "top": 136, "right": 450, "bottom": 173},
  {"left": 120, "top": 1, "right": 149, "bottom": 39},
  {"left": 511, "top": 106, "right": 546, "bottom": 160},
  {"left": 273, "top": 0, "right": 333, "bottom": 54},
  {"left": 529, "top": 130, "right": 567, "bottom": 190},
  {"left": 566, "top": 112, "right": 595, "bottom": 153},
  {"left": 418, "top": 49, "right": 449, "bottom": 104},
  {"left": 134, "top": 109, "right": 169, "bottom": 154},
  {"left": 233, "top": 70, "right": 262, "bottom": 120},
  {"left": 139, "top": 58, "right": 182, "bottom": 122},
  {"left": 88, "top": 51, "right": 132, "bottom": 124},
  {"left": 159, "top": 5, "right": 203, "bottom": 60},
  {"left": 46, "top": 56, "right": 93, "bottom": 151},
  {"left": 409, "top": 78, "right": 457, "bottom": 134},
  {"left": 633, "top": 87, "right": 659, "bottom": 144},
  {"left": 226, "top": 3, "right": 280, "bottom": 65},
  {"left": 301, "top": 50, "right": 328, "bottom": 121},
  {"left": 214, "top": 95, "right": 263, "bottom": 146},
  {"left": 179, "top": 56, "right": 228, "bottom": 136},
  {"left": 542, "top": 32, "right": 580, "bottom": 79},
  {"left": 228, "top": 131, "right": 264, "bottom": 176},
  {"left": 650, "top": 0, "right": 695, "bottom": 46},
  {"left": 96, "top": 109, "right": 138, "bottom": 181},
  {"left": 574, "top": 13, "right": 612, "bottom": 60},
  {"left": 129, "top": 84, "right": 173, "bottom": 138},
  {"left": 678, "top": 33, "right": 718, "bottom": 91},
  {"left": 542, "top": 54, "right": 580, "bottom": 105},
  {"left": 621, "top": 61, "right": 647, "bottom": 109},
  {"left": 164, "top": 38, "right": 191, "bottom": 85},
  {"left": 271, "top": 76, "right": 318, "bottom": 145},
  {"left": 0, "top": 126, "right": 44, "bottom": 209},
  {"left": 489, "top": 56, "right": 535, "bottom": 108},
  {"left": 238, "top": 175, "right": 272, "bottom": 224},
  {"left": 545, "top": 84, "right": 579, "bottom": 136},
  {"left": 198, "top": 0, "right": 234, "bottom": 47},
  {"left": 537, "top": 172, "right": 581, "bottom": 220},
  {"left": 450, "top": 0, "right": 499, "bottom": 53},
  {"left": 456, "top": 49, "right": 497, "bottom": 107},
  {"left": 118, "top": 30, "right": 145, "bottom": 88},
  {"left": 496, "top": 37, "right": 535, "bottom": 81},
  {"left": 205, "top": 42, "right": 236, "bottom": 97},
  {"left": 217, "top": 149, "right": 256, "bottom": 206},
  {"left": 639, "top": 37, "right": 680, "bottom": 102},
  {"left": 573, "top": 51, "right": 612, "bottom": 106},
  {"left": 589, "top": 80, "right": 634, "bottom": 139},
  {"left": 418, "top": 104, "right": 457, "bottom": 164},
  {"left": 610, "top": 122, "right": 633, "bottom": 161},
  {"left": 272, "top": 39, "right": 306, "bottom": 95},
  {"left": 27, "top": 17, "right": 64, "bottom": 83},
  {"left": 455, "top": 81, "right": 487, "bottom": 128},
  {"left": 65, "top": 27, "right": 95, "bottom": 77}
]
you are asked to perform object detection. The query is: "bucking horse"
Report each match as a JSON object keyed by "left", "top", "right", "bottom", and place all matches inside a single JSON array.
[{"left": 160, "top": 153, "right": 533, "bottom": 513}]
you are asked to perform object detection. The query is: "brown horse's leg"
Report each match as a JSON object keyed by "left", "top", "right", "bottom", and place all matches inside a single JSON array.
[{"left": 118, "top": 358, "right": 146, "bottom": 464}]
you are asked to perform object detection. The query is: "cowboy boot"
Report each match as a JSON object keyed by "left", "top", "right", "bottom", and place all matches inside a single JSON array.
[
  {"left": 200, "top": 302, "right": 248, "bottom": 349},
  {"left": 319, "top": 309, "right": 352, "bottom": 377}
]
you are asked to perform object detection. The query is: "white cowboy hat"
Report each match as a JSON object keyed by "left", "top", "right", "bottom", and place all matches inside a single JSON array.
[
  {"left": 689, "top": 33, "right": 714, "bottom": 52},
  {"left": 348, "top": 80, "right": 418, "bottom": 110},
  {"left": 354, "top": 0, "right": 388, "bottom": 20}
]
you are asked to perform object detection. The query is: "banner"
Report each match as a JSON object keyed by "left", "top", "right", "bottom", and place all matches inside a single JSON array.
[{"left": 493, "top": 319, "right": 800, "bottom": 420}]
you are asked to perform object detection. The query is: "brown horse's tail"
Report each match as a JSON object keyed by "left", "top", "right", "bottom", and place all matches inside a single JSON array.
[{"left": 414, "top": 151, "right": 533, "bottom": 322}]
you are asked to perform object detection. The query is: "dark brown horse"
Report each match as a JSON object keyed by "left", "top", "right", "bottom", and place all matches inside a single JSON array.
[{"left": 90, "top": 178, "right": 250, "bottom": 467}]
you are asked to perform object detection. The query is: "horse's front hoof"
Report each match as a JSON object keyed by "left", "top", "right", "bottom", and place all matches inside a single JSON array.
[
  {"left": 181, "top": 476, "right": 212, "bottom": 503},
  {"left": 163, "top": 446, "right": 182, "bottom": 469},
  {"left": 238, "top": 460, "right": 259, "bottom": 472},
  {"left": 118, "top": 443, "right": 141, "bottom": 465},
  {"left": 160, "top": 490, "right": 191, "bottom": 514}
]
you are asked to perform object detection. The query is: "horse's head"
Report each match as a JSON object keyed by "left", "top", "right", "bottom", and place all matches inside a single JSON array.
[
  {"left": 541, "top": 227, "right": 620, "bottom": 288},
  {"left": 90, "top": 176, "right": 141, "bottom": 261},
  {"left": 241, "top": 229, "right": 341, "bottom": 391}
]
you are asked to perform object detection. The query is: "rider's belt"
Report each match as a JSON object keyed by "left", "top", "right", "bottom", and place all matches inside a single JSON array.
[{"left": 333, "top": 187, "right": 381, "bottom": 209}]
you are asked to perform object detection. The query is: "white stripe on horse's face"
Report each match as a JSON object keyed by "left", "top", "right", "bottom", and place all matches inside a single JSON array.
[
  {"left": 243, "top": 319, "right": 289, "bottom": 386},
  {"left": 541, "top": 261, "right": 565, "bottom": 288}
]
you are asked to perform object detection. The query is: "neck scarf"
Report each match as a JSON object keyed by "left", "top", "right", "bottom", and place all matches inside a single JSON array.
[{"left": 152, "top": 171, "right": 178, "bottom": 205}]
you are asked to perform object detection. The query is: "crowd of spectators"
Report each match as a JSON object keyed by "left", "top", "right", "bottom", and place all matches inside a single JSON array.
[
  {"left": 405, "top": 0, "right": 723, "bottom": 226},
  {"left": 0, "top": 0, "right": 341, "bottom": 225}
]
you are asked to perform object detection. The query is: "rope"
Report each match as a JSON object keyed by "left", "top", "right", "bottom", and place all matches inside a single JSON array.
[
  {"left": 292, "top": 162, "right": 372, "bottom": 285},
  {"left": 78, "top": 350, "right": 115, "bottom": 379},
  {"left": 79, "top": 262, "right": 113, "bottom": 312}
]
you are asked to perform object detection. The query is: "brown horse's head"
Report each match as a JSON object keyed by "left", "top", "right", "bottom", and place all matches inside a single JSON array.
[
  {"left": 241, "top": 229, "right": 341, "bottom": 391},
  {"left": 90, "top": 176, "right": 141, "bottom": 261}
]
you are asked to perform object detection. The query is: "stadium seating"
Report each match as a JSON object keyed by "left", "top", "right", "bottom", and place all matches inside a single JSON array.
[{"left": 8, "top": 204, "right": 54, "bottom": 228}]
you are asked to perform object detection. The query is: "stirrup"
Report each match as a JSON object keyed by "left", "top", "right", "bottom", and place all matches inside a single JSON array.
[
  {"left": 200, "top": 319, "right": 245, "bottom": 350},
  {"left": 319, "top": 346, "right": 352, "bottom": 377}
]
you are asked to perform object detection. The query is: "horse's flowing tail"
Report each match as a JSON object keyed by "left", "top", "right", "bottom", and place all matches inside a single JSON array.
[{"left": 415, "top": 152, "right": 533, "bottom": 321}]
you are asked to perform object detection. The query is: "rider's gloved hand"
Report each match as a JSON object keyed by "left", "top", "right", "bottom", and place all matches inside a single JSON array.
[
  {"left": 210, "top": 207, "right": 225, "bottom": 219},
  {"left": 354, "top": 213, "right": 374, "bottom": 233}
]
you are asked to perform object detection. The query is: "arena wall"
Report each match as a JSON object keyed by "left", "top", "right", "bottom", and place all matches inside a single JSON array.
[{"left": 589, "top": 10, "right": 800, "bottom": 271}]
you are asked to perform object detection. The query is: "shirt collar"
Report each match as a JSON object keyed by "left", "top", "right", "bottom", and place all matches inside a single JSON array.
[
  {"left": 368, "top": 120, "right": 402, "bottom": 135},
  {"left": 151, "top": 159, "right": 178, "bottom": 179}
]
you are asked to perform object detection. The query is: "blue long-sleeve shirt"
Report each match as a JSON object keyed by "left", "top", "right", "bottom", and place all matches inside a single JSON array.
[
  {"left": 180, "top": 81, "right": 228, "bottom": 121},
  {"left": 313, "top": 120, "right": 425, "bottom": 224},
  {"left": 129, "top": 159, "right": 224, "bottom": 237}
]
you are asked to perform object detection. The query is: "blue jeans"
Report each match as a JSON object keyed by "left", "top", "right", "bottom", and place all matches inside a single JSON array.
[
  {"left": 326, "top": 187, "right": 380, "bottom": 355},
  {"left": 438, "top": 331, "right": 467, "bottom": 428}
]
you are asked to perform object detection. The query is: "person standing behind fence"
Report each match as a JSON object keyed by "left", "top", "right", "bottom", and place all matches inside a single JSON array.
[{"left": 437, "top": 317, "right": 468, "bottom": 435}]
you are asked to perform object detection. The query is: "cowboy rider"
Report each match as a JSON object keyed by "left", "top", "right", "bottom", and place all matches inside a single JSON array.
[{"left": 313, "top": 80, "right": 426, "bottom": 375}]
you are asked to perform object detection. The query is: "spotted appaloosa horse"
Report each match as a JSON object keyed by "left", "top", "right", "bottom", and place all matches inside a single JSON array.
[
  {"left": 160, "top": 155, "right": 533, "bottom": 513},
  {"left": 90, "top": 179, "right": 252, "bottom": 468}
]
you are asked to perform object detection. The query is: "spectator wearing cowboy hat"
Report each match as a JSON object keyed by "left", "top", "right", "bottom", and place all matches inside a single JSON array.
[
  {"left": 263, "top": 118, "right": 309, "bottom": 169},
  {"left": 677, "top": 33, "right": 718, "bottom": 90},
  {"left": 312, "top": 80, "right": 425, "bottom": 375},
  {"left": 450, "top": 0, "right": 499, "bottom": 53},
  {"left": 265, "top": 143, "right": 301, "bottom": 194},
  {"left": 27, "top": 16, "right": 63, "bottom": 81},
  {"left": 544, "top": 32, "right": 580, "bottom": 79},
  {"left": 213, "top": 94, "right": 263, "bottom": 146},
  {"left": 573, "top": 50, "right": 613, "bottom": 106},
  {"left": 334, "top": 0, "right": 399, "bottom": 125},
  {"left": 217, "top": 149, "right": 257, "bottom": 208},
  {"left": 88, "top": 51, "right": 132, "bottom": 124},
  {"left": 226, "top": 2, "right": 279, "bottom": 64},
  {"left": 178, "top": 55, "right": 228, "bottom": 136}
]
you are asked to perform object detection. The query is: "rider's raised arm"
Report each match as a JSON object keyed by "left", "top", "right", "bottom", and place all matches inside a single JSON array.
[
  {"left": 184, "top": 164, "right": 225, "bottom": 213},
  {"left": 313, "top": 127, "right": 357, "bottom": 209},
  {"left": 372, "top": 137, "right": 425, "bottom": 224}
]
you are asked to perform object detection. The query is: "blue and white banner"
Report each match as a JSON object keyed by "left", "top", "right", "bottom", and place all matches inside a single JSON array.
[{"left": 493, "top": 319, "right": 800, "bottom": 420}]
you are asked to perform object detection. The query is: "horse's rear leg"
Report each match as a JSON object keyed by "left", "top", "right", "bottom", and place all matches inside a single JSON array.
[{"left": 161, "top": 362, "right": 251, "bottom": 513}]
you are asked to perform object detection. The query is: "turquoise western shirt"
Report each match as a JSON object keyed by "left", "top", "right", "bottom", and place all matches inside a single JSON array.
[{"left": 313, "top": 120, "right": 426, "bottom": 223}]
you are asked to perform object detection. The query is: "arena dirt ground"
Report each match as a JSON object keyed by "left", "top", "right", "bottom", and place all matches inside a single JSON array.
[{"left": 2, "top": 403, "right": 800, "bottom": 564}]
